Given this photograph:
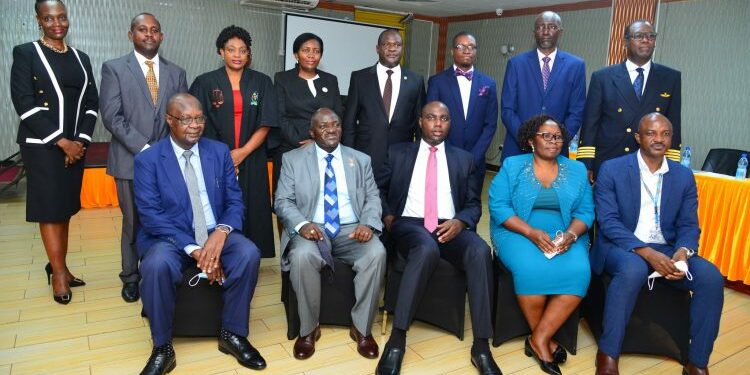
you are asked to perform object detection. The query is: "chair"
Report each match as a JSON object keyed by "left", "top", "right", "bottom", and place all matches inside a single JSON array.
[
  {"left": 582, "top": 272, "right": 690, "bottom": 364},
  {"left": 0, "top": 152, "right": 25, "bottom": 195},
  {"left": 492, "top": 259, "right": 579, "bottom": 354},
  {"left": 281, "top": 257, "right": 357, "bottom": 340},
  {"left": 701, "top": 148, "right": 750, "bottom": 176}
]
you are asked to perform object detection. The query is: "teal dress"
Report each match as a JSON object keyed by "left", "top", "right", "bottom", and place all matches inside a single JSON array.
[{"left": 489, "top": 154, "right": 594, "bottom": 296}]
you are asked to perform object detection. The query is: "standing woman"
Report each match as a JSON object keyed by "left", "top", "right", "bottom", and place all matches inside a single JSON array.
[
  {"left": 190, "top": 26, "right": 278, "bottom": 258},
  {"left": 10, "top": 0, "right": 98, "bottom": 304}
]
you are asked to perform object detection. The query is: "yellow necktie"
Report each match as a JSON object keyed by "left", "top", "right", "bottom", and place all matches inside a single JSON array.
[{"left": 145, "top": 60, "right": 158, "bottom": 105}]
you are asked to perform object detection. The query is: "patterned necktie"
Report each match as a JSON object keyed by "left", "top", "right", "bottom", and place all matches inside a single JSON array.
[
  {"left": 454, "top": 69, "right": 473, "bottom": 81},
  {"left": 424, "top": 146, "right": 438, "bottom": 233},
  {"left": 383, "top": 69, "right": 394, "bottom": 120},
  {"left": 542, "top": 56, "right": 551, "bottom": 91},
  {"left": 633, "top": 67, "right": 644, "bottom": 102},
  {"left": 145, "top": 60, "right": 158, "bottom": 105},
  {"left": 183, "top": 150, "right": 208, "bottom": 246},
  {"left": 323, "top": 154, "right": 340, "bottom": 238}
]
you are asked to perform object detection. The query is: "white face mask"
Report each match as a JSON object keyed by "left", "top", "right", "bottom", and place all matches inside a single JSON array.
[
  {"left": 188, "top": 271, "right": 225, "bottom": 287},
  {"left": 647, "top": 260, "right": 693, "bottom": 290}
]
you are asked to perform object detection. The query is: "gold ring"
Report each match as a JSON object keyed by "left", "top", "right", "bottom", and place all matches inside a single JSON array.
[{"left": 310, "top": 229, "right": 315, "bottom": 234}]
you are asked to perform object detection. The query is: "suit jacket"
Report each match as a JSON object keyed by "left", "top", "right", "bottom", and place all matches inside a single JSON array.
[
  {"left": 377, "top": 142, "right": 482, "bottom": 230},
  {"left": 133, "top": 137, "right": 244, "bottom": 256},
  {"left": 426, "top": 67, "right": 498, "bottom": 173},
  {"left": 578, "top": 62, "right": 682, "bottom": 176},
  {"left": 342, "top": 64, "right": 425, "bottom": 176},
  {"left": 10, "top": 42, "right": 98, "bottom": 147},
  {"left": 100, "top": 52, "right": 188, "bottom": 180},
  {"left": 590, "top": 152, "right": 699, "bottom": 274},
  {"left": 500, "top": 49, "right": 586, "bottom": 160}
]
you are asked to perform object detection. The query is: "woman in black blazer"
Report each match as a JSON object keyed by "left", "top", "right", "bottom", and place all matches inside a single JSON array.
[{"left": 10, "top": 0, "right": 98, "bottom": 304}]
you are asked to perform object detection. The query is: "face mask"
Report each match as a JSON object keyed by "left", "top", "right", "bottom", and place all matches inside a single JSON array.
[
  {"left": 188, "top": 271, "right": 225, "bottom": 287},
  {"left": 647, "top": 260, "right": 693, "bottom": 290}
]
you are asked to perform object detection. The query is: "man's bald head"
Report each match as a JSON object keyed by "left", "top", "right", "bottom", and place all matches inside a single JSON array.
[
  {"left": 166, "top": 93, "right": 205, "bottom": 150},
  {"left": 310, "top": 107, "right": 340, "bottom": 129},
  {"left": 637, "top": 112, "right": 672, "bottom": 133},
  {"left": 167, "top": 93, "right": 202, "bottom": 115}
]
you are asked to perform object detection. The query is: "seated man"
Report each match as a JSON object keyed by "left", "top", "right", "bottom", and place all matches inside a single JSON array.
[
  {"left": 376, "top": 101, "right": 501, "bottom": 375},
  {"left": 134, "top": 93, "right": 265, "bottom": 375},
  {"left": 274, "top": 108, "right": 386, "bottom": 360},
  {"left": 591, "top": 113, "right": 724, "bottom": 375}
]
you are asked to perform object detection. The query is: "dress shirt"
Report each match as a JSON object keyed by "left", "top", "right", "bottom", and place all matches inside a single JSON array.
[
  {"left": 134, "top": 51, "right": 160, "bottom": 86},
  {"left": 453, "top": 64, "right": 473, "bottom": 119},
  {"left": 377, "top": 62, "right": 401, "bottom": 123},
  {"left": 402, "top": 140, "right": 456, "bottom": 220},
  {"left": 294, "top": 144, "right": 357, "bottom": 233},
  {"left": 305, "top": 74, "right": 320, "bottom": 97},
  {"left": 633, "top": 150, "right": 669, "bottom": 245},
  {"left": 625, "top": 59, "right": 652, "bottom": 96},
  {"left": 536, "top": 48, "right": 558, "bottom": 72}
]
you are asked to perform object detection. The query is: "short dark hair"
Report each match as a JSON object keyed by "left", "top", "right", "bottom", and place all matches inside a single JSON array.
[
  {"left": 292, "top": 32, "right": 323, "bottom": 54},
  {"left": 130, "top": 12, "right": 159, "bottom": 31},
  {"left": 624, "top": 19, "right": 652, "bottom": 38},
  {"left": 377, "top": 28, "right": 401, "bottom": 45},
  {"left": 452, "top": 31, "right": 476, "bottom": 46},
  {"left": 517, "top": 114, "right": 570, "bottom": 152},
  {"left": 215, "top": 25, "right": 252, "bottom": 55},
  {"left": 35, "top": 0, "right": 64, "bottom": 15}
]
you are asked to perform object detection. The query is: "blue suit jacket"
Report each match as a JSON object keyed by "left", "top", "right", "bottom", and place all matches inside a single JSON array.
[
  {"left": 133, "top": 137, "right": 245, "bottom": 256},
  {"left": 500, "top": 49, "right": 586, "bottom": 161},
  {"left": 426, "top": 67, "right": 498, "bottom": 172},
  {"left": 590, "top": 152, "right": 699, "bottom": 274}
]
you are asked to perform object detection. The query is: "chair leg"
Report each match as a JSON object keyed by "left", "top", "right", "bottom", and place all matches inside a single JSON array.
[{"left": 381, "top": 310, "right": 388, "bottom": 336}]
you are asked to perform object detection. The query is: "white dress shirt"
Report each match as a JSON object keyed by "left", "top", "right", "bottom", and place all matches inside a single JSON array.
[
  {"left": 634, "top": 150, "right": 669, "bottom": 245},
  {"left": 626, "top": 59, "right": 652, "bottom": 96},
  {"left": 377, "top": 63, "right": 401, "bottom": 123},
  {"left": 453, "top": 64, "right": 473, "bottom": 119},
  {"left": 402, "top": 140, "right": 456, "bottom": 220},
  {"left": 537, "top": 48, "right": 558, "bottom": 72},
  {"left": 134, "top": 51, "right": 160, "bottom": 86},
  {"left": 305, "top": 74, "right": 320, "bottom": 97}
]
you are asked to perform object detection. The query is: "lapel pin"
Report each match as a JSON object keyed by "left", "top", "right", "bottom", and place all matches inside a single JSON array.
[
  {"left": 404, "top": 76, "right": 408, "bottom": 80},
  {"left": 322, "top": 87, "right": 328, "bottom": 93}
]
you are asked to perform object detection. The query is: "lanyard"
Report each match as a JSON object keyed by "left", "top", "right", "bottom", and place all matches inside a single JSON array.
[{"left": 639, "top": 171, "right": 663, "bottom": 229}]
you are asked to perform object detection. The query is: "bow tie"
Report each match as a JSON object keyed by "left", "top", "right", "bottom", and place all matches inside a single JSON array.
[{"left": 454, "top": 69, "right": 473, "bottom": 81}]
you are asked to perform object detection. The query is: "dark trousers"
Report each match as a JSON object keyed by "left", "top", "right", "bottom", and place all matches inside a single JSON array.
[
  {"left": 140, "top": 232, "right": 261, "bottom": 346},
  {"left": 599, "top": 244, "right": 724, "bottom": 367},
  {"left": 390, "top": 217, "right": 493, "bottom": 339},
  {"left": 116, "top": 178, "right": 140, "bottom": 284}
]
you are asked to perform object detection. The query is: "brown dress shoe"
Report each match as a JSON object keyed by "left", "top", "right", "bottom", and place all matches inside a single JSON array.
[
  {"left": 595, "top": 350, "right": 619, "bottom": 375},
  {"left": 293, "top": 326, "right": 321, "bottom": 360},
  {"left": 683, "top": 363, "right": 709, "bottom": 375},
  {"left": 349, "top": 326, "right": 379, "bottom": 359}
]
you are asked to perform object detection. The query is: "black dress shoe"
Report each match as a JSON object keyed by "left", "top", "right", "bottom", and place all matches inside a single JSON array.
[
  {"left": 524, "top": 337, "right": 561, "bottom": 375},
  {"left": 471, "top": 351, "right": 503, "bottom": 374},
  {"left": 140, "top": 343, "right": 176, "bottom": 375},
  {"left": 218, "top": 328, "right": 266, "bottom": 370},
  {"left": 122, "top": 282, "right": 140, "bottom": 303},
  {"left": 552, "top": 344, "right": 567, "bottom": 364},
  {"left": 376, "top": 345, "right": 405, "bottom": 375}
]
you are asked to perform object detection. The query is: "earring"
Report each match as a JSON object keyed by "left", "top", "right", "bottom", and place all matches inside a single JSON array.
[{"left": 531, "top": 145, "right": 535, "bottom": 152}]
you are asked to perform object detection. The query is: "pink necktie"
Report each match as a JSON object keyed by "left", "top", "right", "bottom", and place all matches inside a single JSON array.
[{"left": 424, "top": 146, "right": 438, "bottom": 233}]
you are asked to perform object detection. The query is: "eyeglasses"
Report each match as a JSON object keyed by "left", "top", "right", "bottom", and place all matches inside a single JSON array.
[
  {"left": 534, "top": 24, "right": 560, "bottom": 32},
  {"left": 454, "top": 44, "right": 477, "bottom": 52},
  {"left": 223, "top": 47, "right": 250, "bottom": 56},
  {"left": 536, "top": 132, "right": 564, "bottom": 142},
  {"left": 167, "top": 113, "right": 206, "bottom": 126},
  {"left": 627, "top": 32, "right": 657, "bottom": 41},
  {"left": 423, "top": 114, "right": 450, "bottom": 123}
]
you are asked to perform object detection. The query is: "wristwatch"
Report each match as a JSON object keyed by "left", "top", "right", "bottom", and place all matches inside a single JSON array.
[
  {"left": 679, "top": 247, "right": 696, "bottom": 259},
  {"left": 216, "top": 224, "right": 232, "bottom": 236}
]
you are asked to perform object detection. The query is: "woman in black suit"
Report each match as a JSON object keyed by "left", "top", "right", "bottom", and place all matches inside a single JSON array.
[
  {"left": 10, "top": 0, "right": 98, "bottom": 304},
  {"left": 189, "top": 25, "right": 278, "bottom": 258}
]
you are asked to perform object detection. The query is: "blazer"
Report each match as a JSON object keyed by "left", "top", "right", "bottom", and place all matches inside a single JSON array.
[
  {"left": 10, "top": 42, "right": 98, "bottom": 147},
  {"left": 578, "top": 61, "right": 682, "bottom": 176},
  {"left": 133, "top": 137, "right": 244, "bottom": 256},
  {"left": 590, "top": 152, "right": 699, "bottom": 274},
  {"left": 342, "top": 64, "right": 425, "bottom": 175},
  {"left": 100, "top": 52, "right": 188, "bottom": 180},
  {"left": 426, "top": 67, "right": 498, "bottom": 172},
  {"left": 377, "top": 142, "right": 482, "bottom": 230},
  {"left": 274, "top": 68, "right": 342, "bottom": 153},
  {"left": 500, "top": 49, "right": 586, "bottom": 160}
]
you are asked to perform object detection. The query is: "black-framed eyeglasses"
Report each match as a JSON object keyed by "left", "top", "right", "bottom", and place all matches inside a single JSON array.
[
  {"left": 167, "top": 113, "right": 206, "bottom": 126},
  {"left": 454, "top": 44, "right": 477, "bottom": 52},
  {"left": 627, "top": 32, "right": 657, "bottom": 41},
  {"left": 535, "top": 24, "right": 560, "bottom": 32},
  {"left": 536, "top": 132, "right": 564, "bottom": 142}
]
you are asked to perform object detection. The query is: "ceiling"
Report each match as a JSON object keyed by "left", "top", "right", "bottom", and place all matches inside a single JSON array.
[{"left": 326, "top": 0, "right": 592, "bottom": 17}]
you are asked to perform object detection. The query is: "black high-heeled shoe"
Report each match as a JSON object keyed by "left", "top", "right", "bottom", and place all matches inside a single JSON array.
[
  {"left": 53, "top": 291, "right": 72, "bottom": 305},
  {"left": 524, "top": 337, "right": 562, "bottom": 375},
  {"left": 45, "top": 263, "right": 86, "bottom": 287}
]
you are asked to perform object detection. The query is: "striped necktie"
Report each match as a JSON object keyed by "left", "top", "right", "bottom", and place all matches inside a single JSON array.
[{"left": 323, "top": 154, "right": 340, "bottom": 238}]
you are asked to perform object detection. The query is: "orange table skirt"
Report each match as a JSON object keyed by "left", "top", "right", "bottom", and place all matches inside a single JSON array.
[{"left": 695, "top": 172, "right": 750, "bottom": 284}]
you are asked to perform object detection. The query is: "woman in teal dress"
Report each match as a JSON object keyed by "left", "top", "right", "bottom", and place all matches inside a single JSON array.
[{"left": 489, "top": 115, "right": 594, "bottom": 375}]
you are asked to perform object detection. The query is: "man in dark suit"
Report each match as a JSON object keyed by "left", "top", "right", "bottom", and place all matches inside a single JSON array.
[
  {"left": 500, "top": 11, "right": 586, "bottom": 161},
  {"left": 578, "top": 20, "right": 681, "bottom": 181},
  {"left": 375, "top": 101, "right": 500, "bottom": 375},
  {"left": 342, "top": 28, "right": 426, "bottom": 176},
  {"left": 134, "top": 94, "right": 265, "bottom": 374},
  {"left": 591, "top": 113, "right": 722, "bottom": 375},
  {"left": 100, "top": 12, "right": 188, "bottom": 303},
  {"left": 426, "top": 32, "right": 498, "bottom": 181}
]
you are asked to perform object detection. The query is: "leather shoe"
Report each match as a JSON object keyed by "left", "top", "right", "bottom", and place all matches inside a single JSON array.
[
  {"left": 471, "top": 351, "right": 503, "bottom": 375},
  {"left": 376, "top": 345, "right": 405, "bottom": 375},
  {"left": 524, "top": 337, "right": 561, "bottom": 375},
  {"left": 293, "top": 325, "right": 321, "bottom": 360},
  {"left": 217, "top": 329, "right": 266, "bottom": 370},
  {"left": 683, "top": 363, "right": 709, "bottom": 375},
  {"left": 552, "top": 344, "right": 567, "bottom": 364},
  {"left": 350, "top": 326, "right": 379, "bottom": 359},
  {"left": 595, "top": 350, "right": 619, "bottom": 375},
  {"left": 122, "top": 282, "right": 140, "bottom": 303},
  {"left": 140, "top": 343, "right": 176, "bottom": 375}
]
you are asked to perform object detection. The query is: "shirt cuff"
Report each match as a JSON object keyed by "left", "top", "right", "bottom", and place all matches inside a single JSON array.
[
  {"left": 140, "top": 144, "right": 150, "bottom": 152},
  {"left": 184, "top": 244, "right": 201, "bottom": 255},
  {"left": 294, "top": 221, "right": 310, "bottom": 233},
  {"left": 216, "top": 224, "right": 233, "bottom": 234}
]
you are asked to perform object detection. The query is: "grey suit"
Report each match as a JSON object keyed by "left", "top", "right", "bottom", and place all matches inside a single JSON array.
[
  {"left": 275, "top": 143, "right": 386, "bottom": 336},
  {"left": 100, "top": 52, "right": 188, "bottom": 283}
]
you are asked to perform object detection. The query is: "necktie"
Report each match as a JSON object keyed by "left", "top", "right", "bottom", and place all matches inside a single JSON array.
[
  {"left": 454, "top": 69, "right": 473, "bottom": 81},
  {"left": 323, "top": 154, "right": 340, "bottom": 238},
  {"left": 145, "top": 60, "right": 158, "bottom": 105},
  {"left": 424, "top": 146, "right": 438, "bottom": 233},
  {"left": 382, "top": 69, "right": 393, "bottom": 120},
  {"left": 633, "top": 67, "right": 644, "bottom": 102},
  {"left": 183, "top": 150, "right": 208, "bottom": 246},
  {"left": 542, "top": 56, "right": 551, "bottom": 91}
]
